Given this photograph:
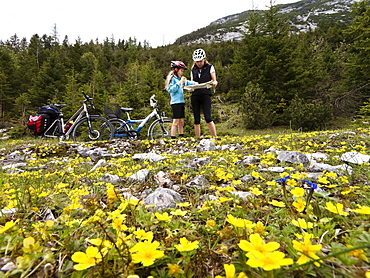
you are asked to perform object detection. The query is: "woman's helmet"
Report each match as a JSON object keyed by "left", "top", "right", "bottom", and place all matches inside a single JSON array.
[
  {"left": 171, "top": 61, "right": 187, "bottom": 70},
  {"left": 192, "top": 48, "right": 206, "bottom": 61}
]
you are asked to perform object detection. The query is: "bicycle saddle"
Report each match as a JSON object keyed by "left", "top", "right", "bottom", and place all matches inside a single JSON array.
[
  {"left": 120, "top": 108, "right": 134, "bottom": 113},
  {"left": 54, "top": 104, "right": 67, "bottom": 109}
]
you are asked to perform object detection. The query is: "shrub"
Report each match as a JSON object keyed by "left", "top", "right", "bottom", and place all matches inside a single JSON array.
[
  {"left": 240, "top": 82, "right": 275, "bottom": 129},
  {"left": 285, "top": 96, "right": 333, "bottom": 131}
]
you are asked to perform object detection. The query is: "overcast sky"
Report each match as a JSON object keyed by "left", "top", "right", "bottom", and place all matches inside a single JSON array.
[{"left": 1, "top": 0, "right": 297, "bottom": 47}]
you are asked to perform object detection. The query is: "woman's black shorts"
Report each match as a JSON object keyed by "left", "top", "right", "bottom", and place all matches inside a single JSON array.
[{"left": 171, "top": 103, "right": 185, "bottom": 119}]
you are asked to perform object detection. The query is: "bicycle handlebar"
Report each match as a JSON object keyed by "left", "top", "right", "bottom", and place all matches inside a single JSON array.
[
  {"left": 150, "top": 94, "right": 157, "bottom": 108},
  {"left": 81, "top": 91, "right": 95, "bottom": 109}
]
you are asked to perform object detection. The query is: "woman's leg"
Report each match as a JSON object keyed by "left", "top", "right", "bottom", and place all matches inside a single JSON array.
[
  {"left": 191, "top": 95, "right": 202, "bottom": 137},
  {"left": 207, "top": 121, "right": 217, "bottom": 137},
  {"left": 194, "top": 124, "right": 201, "bottom": 137},
  {"left": 202, "top": 95, "right": 217, "bottom": 137}
]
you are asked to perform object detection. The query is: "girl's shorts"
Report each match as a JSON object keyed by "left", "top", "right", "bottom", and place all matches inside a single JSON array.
[{"left": 171, "top": 103, "right": 185, "bottom": 119}]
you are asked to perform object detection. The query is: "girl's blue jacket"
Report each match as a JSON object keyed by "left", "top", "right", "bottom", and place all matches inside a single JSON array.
[{"left": 167, "top": 75, "right": 195, "bottom": 105}]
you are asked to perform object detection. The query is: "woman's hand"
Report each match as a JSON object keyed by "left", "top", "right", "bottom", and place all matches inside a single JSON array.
[{"left": 212, "top": 80, "right": 218, "bottom": 88}]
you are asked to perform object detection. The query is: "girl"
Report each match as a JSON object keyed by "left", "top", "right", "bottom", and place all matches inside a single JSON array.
[{"left": 165, "top": 61, "right": 196, "bottom": 139}]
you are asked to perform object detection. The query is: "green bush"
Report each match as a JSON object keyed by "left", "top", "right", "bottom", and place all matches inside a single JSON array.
[
  {"left": 240, "top": 82, "right": 275, "bottom": 129},
  {"left": 285, "top": 96, "right": 333, "bottom": 131}
]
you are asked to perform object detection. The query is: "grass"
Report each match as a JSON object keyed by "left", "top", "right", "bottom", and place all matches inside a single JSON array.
[{"left": 0, "top": 124, "right": 369, "bottom": 277}]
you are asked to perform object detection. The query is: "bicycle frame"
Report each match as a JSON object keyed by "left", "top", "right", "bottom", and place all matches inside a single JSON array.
[
  {"left": 43, "top": 93, "right": 94, "bottom": 140},
  {"left": 111, "top": 95, "right": 167, "bottom": 139},
  {"left": 114, "top": 108, "right": 162, "bottom": 138}
]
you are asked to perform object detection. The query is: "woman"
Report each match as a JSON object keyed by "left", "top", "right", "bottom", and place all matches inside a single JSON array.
[
  {"left": 190, "top": 48, "right": 218, "bottom": 137},
  {"left": 165, "top": 61, "right": 196, "bottom": 139}
]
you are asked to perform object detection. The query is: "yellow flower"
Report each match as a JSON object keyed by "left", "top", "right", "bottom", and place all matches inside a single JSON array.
[
  {"left": 324, "top": 171, "right": 337, "bottom": 178},
  {"left": 250, "top": 187, "right": 263, "bottom": 196},
  {"left": 217, "top": 185, "right": 236, "bottom": 192},
  {"left": 174, "top": 237, "right": 199, "bottom": 252},
  {"left": 134, "top": 229, "right": 154, "bottom": 241},
  {"left": 170, "top": 209, "right": 187, "bottom": 216},
  {"left": 231, "top": 180, "right": 242, "bottom": 186},
  {"left": 266, "top": 181, "right": 278, "bottom": 186},
  {"left": 238, "top": 234, "right": 279, "bottom": 255},
  {"left": 0, "top": 219, "right": 19, "bottom": 234},
  {"left": 292, "top": 218, "right": 313, "bottom": 229},
  {"left": 347, "top": 245, "right": 369, "bottom": 262},
  {"left": 224, "top": 264, "right": 235, "bottom": 278},
  {"left": 130, "top": 240, "right": 164, "bottom": 266},
  {"left": 325, "top": 202, "right": 348, "bottom": 216},
  {"left": 155, "top": 211, "right": 172, "bottom": 221},
  {"left": 177, "top": 202, "right": 191, "bottom": 207},
  {"left": 251, "top": 171, "right": 265, "bottom": 180},
  {"left": 292, "top": 234, "right": 322, "bottom": 266},
  {"left": 72, "top": 246, "right": 106, "bottom": 270},
  {"left": 218, "top": 197, "right": 233, "bottom": 203},
  {"left": 290, "top": 187, "right": 305, "bottom": 197},
  {"left": 227, "top": 214, "right": 256, "bottom": 229},
  {"left": 246, "top": 250, "right": 293, "bottom": 271},
  {"left": 206, "top": 220, "right": 216, "bottom": 227},
  {"left": 286, "top": 179, "right": 297, "bottom": 187},
  {"left": 16, "top": 254, "right": 32, "bottom": 269},
  {"left": 87, "top": 238, "right": 113, "bottom": 248},
  {"left": 106, "top": 183, "right": 118, "bottom": 203},
  {"left": 349, "top": 205, "right": 370, "bottom": 214},
  {"left": 253, "top": 221, "right": 266, "bottom": 235},
  {"left": 340, "top": 176, "right": 349, "bottom": 183},
  {"left": 341, "top": 188, "right": 354, "bottom": 195},
  {"left": 317, "top": 176, "right": 330, "bottom": 185},
  {"left": 269, "top": 200, "right": 286, "bottom": 207},
  {"left": 22, "top": 236, "right": 43, "bottom": 253},
  {"left": 168, "top": 263, "right": 184, "bottom": 276},
  {"left": 292, "top": 198, "right": 306, "bottom": 212},
  {"left": 112, "top": 216, "right": 128, "bottom": 231}
]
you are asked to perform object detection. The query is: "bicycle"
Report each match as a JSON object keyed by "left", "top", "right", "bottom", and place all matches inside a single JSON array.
[
  {"left": 104, "top": 95, "right": 172, "bottom": 140},
  {"left": 42, "top": 92, "right": 114, "bottom": 142}
]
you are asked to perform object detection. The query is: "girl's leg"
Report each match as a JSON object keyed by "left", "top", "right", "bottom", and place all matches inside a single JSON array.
[
  {"left": 177, "top": 118, "right": 184, "bottom": 135},
  {"left": 171, "top": 118, "right": 179, "bottom": 137}
]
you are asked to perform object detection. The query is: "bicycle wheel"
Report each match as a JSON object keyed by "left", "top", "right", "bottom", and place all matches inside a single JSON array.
[
  {"left": 109, "top": 118, "right": 129, "bottom": 139},
  {"left": 71, "top": 116, "right": 114, "bottom": 142},
  {"left": 148, "top": 118, "right": 172, "bottom": 140}
]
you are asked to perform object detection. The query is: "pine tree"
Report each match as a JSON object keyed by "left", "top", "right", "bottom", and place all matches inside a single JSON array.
[{"left": 343, "top": 0, "right": 370, "bottom": 109}]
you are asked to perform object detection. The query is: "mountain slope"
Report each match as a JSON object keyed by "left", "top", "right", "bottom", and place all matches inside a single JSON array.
[{"left": 174, "top": 0, "right": 357, "bottom": 45}]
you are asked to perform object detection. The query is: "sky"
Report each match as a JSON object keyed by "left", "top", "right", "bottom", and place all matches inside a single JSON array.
[{"left": 1, "top": 0, "right": 297, "bottom": 48}]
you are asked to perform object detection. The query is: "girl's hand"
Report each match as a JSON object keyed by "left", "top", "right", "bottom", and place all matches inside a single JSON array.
[{"left": 181, "top": 77, "right": 187, "bottom": 84}]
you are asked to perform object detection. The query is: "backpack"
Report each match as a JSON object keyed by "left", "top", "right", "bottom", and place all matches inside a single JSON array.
[
  {"left": 27, "top": 114, "right": 52, "bottom": 136},
  {"left": 37, "top": 105, "right": 59, "bottom": 117}
]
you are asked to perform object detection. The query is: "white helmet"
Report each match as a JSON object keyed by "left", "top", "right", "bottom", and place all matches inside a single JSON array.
[{"left": 192, "top": 48, "right": 206, "bottom": 61}]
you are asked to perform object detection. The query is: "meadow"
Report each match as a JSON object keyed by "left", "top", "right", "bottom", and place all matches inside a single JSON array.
[{"left": 0, "top": 127, "right": 369, "bottom": 278}]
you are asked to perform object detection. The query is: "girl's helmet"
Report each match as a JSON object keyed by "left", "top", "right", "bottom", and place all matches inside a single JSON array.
[
  {"left": 171, "top": 61, "right": 187, "bottom": 70},
  {"left": 192, "top": 48, "right": 206, "bottom": 61}
]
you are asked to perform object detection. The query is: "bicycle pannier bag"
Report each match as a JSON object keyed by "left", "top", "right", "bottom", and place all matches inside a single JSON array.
[{"left": 27, "top": 114, "right": 51, "bottom": 136}]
